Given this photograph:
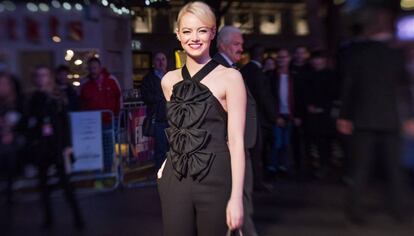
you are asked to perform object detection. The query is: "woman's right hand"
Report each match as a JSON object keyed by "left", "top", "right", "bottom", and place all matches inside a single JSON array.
[
  {"left": 157, "top": 160, "right": 167, "bottom": 179},
  {"left": 226, "top": 197, "right": 244, "bottom": 231}
]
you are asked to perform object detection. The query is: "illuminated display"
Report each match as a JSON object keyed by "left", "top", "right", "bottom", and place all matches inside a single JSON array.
[{"left": 397, "top": 15, "right": 414, "bottom": 41}]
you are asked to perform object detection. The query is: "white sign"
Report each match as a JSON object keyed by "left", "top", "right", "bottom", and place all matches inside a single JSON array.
[{"left": 70, "top": 111, "right": 103, "bottom": 172}]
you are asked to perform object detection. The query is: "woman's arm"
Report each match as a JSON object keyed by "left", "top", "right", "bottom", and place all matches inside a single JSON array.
[{"left": 225, "top": 69, "right": 246, "bottom": 230}]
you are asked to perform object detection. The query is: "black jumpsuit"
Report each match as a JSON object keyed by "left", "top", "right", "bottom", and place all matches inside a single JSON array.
[{"left": 158, "top": 60, "right": 232, "bottom": 236}]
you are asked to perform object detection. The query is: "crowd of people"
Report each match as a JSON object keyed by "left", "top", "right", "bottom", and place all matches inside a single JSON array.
[
  {"left": 2, "top": 2, "right": 414, "bottom": 234},
  {"left": 141, "top": 4, "right": 414, "bottom": 233},
  {"left": 0, "top": 58, "right": 122, "bottom": 229}
]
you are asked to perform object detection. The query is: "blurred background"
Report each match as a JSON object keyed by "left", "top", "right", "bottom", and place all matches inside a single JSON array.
[
  {"left": 1, "top": 0, "right": 414, "bottom": 236},
  {"left": 0, "top": 0, "right": 410, "bottom": 90}
]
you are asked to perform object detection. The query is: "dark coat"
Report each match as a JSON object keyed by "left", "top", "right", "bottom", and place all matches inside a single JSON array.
[
  {"left": 213, "top": 53, "right": 258, "bottom": 149},
  {"left": 290, "top": 63, "right": 313, "bottom": 119},
  {"left": 62, "top": 85, "right": 80, "bottom": 112},
  {"left": 339, "top": 40, "right": 414, "bottom": 131},
  {"left": 241, "top": 61, "right": 276, "bottom": 130},
  {"left": 141, "top": 70, "right": 167, "bottom": 123},
  {"left": 0, "top": 94, "right": 25, "bottom": 176},
  {"left": 305, "top": 69, "right": 337, "bottom": 136},
  {"left": 25, "top": 91, "right": 70, "bottom": 166}
]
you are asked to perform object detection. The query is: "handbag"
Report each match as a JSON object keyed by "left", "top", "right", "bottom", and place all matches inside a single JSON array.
[
  {"left": 226, "top": 229, "right": 243, "bottom": 236},
  {"left": 142, "top": 112, "right": 156, "bottom": 137}
]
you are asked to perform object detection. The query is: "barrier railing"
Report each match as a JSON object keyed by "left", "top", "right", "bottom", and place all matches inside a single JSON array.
[
  {"left": 5, "top": 104, "right": 157, "bottom": 197},
  {"left": 68, "top": 110, "right": 120, "bottom": 192},
  {"left": 117, "top": 101, "right": 156, "bottom": 188},
  {"left": 9, "top": 110, "right": 120, "bottom": 194}
]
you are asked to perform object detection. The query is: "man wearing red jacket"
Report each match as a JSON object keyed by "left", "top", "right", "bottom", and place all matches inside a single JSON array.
[
  {"left": 80, "top": 57, "right": 121, "bottom": 124},
  {"left": 80, "top": 57, "right": 121, "bottom": 172}
]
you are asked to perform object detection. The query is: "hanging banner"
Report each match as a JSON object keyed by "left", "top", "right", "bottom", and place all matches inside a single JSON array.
[
  {"left": 49, "top": 16, "right": 60, "bottom": 39},
  {"left": 70, "top": 111, "right": 104, "bottom": 172},
  {"left": 128, "top": 106, "right": 154, "bottom": 163}
]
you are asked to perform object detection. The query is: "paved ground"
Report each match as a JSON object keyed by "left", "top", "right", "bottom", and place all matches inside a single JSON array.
[{"left": 1, "top": 178, "right": 414, "bottom": 236}]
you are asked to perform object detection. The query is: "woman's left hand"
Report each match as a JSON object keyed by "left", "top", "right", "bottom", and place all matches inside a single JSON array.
[{"left": 226, "top": 197, "right": 244, "bottom": 230}]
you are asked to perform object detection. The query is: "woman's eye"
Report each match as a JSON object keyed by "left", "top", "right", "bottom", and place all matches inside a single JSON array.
[
  {"left": 199, "top": 29, "right": 207, "bottom": 33},
  {"left": 183, "top": 31, "right": 191, "bottom": 34}
]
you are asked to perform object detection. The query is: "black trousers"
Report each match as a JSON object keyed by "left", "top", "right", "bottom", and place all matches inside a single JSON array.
[
  {"left": 0, "top": 143, "right": 18, "bottom": 204},
  {"left": 309, "top": 135, "right": 331, "bottom": 171},
  {"left": 158, "top": 153, "right": 231, "bottom": 236},
  {"left": 347, "top": 130, "right": 404, "bottom": 216},
  {"left": 291, "top": 126, "right": 306, "bottom": 172},
  {"left": 38, "top": 160, "right": 83, "bottom": 226}
]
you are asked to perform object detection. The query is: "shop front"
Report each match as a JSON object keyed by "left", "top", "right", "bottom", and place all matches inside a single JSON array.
[{"left": 0, "top": 1, "right": 133, "bottom": 90}]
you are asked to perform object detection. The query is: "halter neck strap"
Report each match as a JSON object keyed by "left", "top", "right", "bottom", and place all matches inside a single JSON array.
[{"left": 181, "top": 60, "right": 219, "bottom": 82}]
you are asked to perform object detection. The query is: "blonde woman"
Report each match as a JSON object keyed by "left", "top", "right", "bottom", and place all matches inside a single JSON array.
[{"left": 157, "top": 1, "right": 246, "bottom": 235}]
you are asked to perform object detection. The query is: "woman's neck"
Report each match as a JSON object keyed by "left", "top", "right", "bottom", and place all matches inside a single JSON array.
[{"left": 185, "top": 54, "right": 211, "bottom": 76}]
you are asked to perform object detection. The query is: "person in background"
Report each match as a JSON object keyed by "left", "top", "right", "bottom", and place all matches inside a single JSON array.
[
  {"left": 80, "top": 57, "right": 121, "bottom": 124},
  {"left": 268, "top": 48, "right": 298, "bottom": 175},
  {"left": 241, "top": 44, "right": 277, "bottom": 184},
  {"left": 289, "top": 46, "right": 312, "bottom": 175},
  {"left": 80, "top": 58, "right": 121, "bottom": 172},
  {"left": 214, "top": 25, "right": 259, "bottom": 236},
  {"left": 0, "top": 72, "right": 24, "bottom": 207},
  {"left": 141, "top": 52, "right": 169, "bottom": 170},
  {"left": 26, "top": 66, "right": 84, "bottom": 229},
  {"left": 55, "top": 65, "right": 79, "bottom": 111},
  {"left": 263, "top": 57, "right": 276, "bottom": 75},
  {"left": 305, "top": 50, "right": 337, "bottom": 178},
  {"left": 338, "top": 7, "right": 414, "bottom": 224}
]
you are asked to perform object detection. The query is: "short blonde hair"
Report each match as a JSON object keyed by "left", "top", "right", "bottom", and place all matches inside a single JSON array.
[{"left": 176, "top": 1, "right": 216, "bottom": 30}]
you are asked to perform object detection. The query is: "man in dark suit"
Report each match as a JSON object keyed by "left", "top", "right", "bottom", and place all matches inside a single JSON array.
[
  {"left": 241, "top": 44, "right": 277, "bottom": 183},
  {"left": 290, "top": 46, "right": 312, "bottom": 174},
  {"left": 337, "top": 8, "right": 414, "bottom": 224},
  {"left": 141, "top": 52, "right": 169, "bottom": 170},
  {"left": 214, "top": 26, "right": 258, "bottom": 236}
]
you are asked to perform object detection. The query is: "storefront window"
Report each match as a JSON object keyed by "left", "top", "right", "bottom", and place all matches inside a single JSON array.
[
  {"left": 218, "top": 17, "right": 225, "bottom": 31},
  {"left": 64, "top": 49, "right": 99, "bottom": 86},
  {"left": 132, "top": 8, "right": 152, "bottom": 33},
  {"left": 232, "top": 12, "right": 254, "bottom": 34},
  {"left": 132, "top": 52, "right": 151, "bottom": 87},
  {"left": 293, "top": 7, "right": 309, "bottom": 36},
  {"left": 20, "top": 51, "right": 54, "bottom": 88},
  {"left": 259, "top": 13, "right": 282, "bottom": 35}
]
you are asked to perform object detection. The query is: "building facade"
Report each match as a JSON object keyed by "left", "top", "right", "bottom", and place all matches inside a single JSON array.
[
  {"left": 0, "top": 1, "right": 133, "bottom": 90},
  {"left": 130, "top": 0, "right": 325, "bottom": 87}
]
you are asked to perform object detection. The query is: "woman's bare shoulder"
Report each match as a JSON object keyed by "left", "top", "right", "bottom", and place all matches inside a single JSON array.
[
  {"left": 161, "top": 69, "right": 182, "bottom": 88},
  {"left": 215, "top": 65, "right": 243, "bottom": 84}
]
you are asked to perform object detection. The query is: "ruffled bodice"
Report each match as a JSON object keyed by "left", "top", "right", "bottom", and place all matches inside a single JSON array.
[{"left": 165, "top": 60, "right": 228, "bottom": 181}]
